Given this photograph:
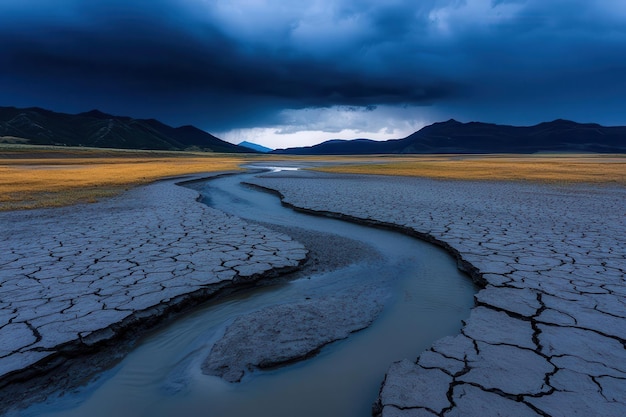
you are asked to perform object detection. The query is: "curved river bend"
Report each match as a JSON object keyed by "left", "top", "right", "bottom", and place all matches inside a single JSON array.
[{"left": 22, "top": 167, "right": 476, "bottom": 417}]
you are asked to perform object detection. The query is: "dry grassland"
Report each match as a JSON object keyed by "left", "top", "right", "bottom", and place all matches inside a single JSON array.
[
  {"left": 0, "top": 146, "right": 249, "bottom": 210},
  {"left": 315, "top": 154, "right": 626, "bottom": 185},
  {"left": 2, "top": 145, "right": 625, "bottom": 211}
]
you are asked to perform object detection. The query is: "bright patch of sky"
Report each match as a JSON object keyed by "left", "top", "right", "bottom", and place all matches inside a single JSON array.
[{"left": 219, "top": 105, "right": 433, "bottom": 148}]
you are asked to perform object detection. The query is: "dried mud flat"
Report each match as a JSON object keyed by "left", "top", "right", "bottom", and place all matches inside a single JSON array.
[
  {"left": 249, "top": 171, "right": 626, "bottom": 417},
  {"left": 0, "top": 174, "right": 307, "bottom": 411},
  {"left": 1, "top": 168, "right": 625, "bottom": 417}
]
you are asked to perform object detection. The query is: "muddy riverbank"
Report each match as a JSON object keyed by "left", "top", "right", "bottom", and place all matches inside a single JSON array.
[
  {"left": 8, "top": 169, "right": 476, "bottom": 417},
  {"left": 248, "top": 169, "right": 626, "bottom": 417}
]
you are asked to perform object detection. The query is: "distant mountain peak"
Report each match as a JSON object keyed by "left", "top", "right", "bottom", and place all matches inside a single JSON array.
[
  {"left": 546, "top": 118, "right": 578, "bottom": 125},
  {"left": 177, "top": 124, "right": 202, "bottom": 132},
  {"left": 239, "top": 140, "right": 272, "bottom": 153},
  {"left": 537, "top": 119, "right": 603, "bottom": 129},
  {"left": 79, "top": 109, "right": 113, "bottom": 119}
]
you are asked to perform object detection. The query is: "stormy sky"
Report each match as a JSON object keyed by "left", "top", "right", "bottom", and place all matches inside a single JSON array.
[{"left": 1, "top": 0, "right": 625, "bottom": 148}]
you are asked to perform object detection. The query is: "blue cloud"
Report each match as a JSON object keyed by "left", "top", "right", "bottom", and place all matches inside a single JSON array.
[{"left": 0, "top": 0, "right": 624, "bottom": 131}]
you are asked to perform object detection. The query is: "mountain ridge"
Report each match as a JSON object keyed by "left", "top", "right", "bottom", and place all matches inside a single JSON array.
[
  {"left": 272, "top": 119, "right": 626, "bottom": 154},
  {"left": 2, "top": 107, "right": 624, "bottom": 154},
  {"left": 0, "top": 106, "right": 252, "bottom": 153}
]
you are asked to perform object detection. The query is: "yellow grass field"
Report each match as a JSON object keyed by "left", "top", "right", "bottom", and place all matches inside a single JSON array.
[
  {"left": 0, "top": 146, "right": 251, "bottom": 210},
  {"left": 2, "top": 145, "right": 624, "bottom": 211},
  {"left": 314, "top": 154, "right": 626, "bottom": 185}
]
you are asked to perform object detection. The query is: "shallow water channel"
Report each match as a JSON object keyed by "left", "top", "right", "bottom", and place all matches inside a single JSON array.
[{"left": 23, "top": 167, "right": 476, "bottom": 417}]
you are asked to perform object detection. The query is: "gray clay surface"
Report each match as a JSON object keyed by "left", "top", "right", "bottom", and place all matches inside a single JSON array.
[
  {"left": 249, "top": 171, "right": 626, "bottom": 417},
  {"left": 0, "top": 176, "right": 307, "bottom": 386}
]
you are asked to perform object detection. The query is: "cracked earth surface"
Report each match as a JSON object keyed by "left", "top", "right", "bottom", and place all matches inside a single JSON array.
[
  {"left": 0, "top": 176, "right": 307, "bottom": 387},
  {"left": 249, "top": 172, "right": 626, "bottom": 417}
]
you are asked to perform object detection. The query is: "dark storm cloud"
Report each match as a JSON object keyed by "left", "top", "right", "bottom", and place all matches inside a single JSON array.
[
  {"left": 1, "top": 0, "right": 625, "bottom": 131},
  {"left": 0, "top": 0, "right": 456, "bottom": 128}
]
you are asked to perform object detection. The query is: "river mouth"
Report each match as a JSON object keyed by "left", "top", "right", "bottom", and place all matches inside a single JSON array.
[{"left": 21, "top": 167, "right": 476, "bottom": 417}]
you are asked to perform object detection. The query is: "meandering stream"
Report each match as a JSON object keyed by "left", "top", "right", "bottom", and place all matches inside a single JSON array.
[{"left": 22, "top": 167, "right": 476, "bottom": 417}]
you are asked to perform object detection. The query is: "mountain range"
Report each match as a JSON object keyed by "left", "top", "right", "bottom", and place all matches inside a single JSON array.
[
  {"left": 0, "top": 106, "right": 251, "bottom": 153},
  {"left": 1, "top": 106, "right": 624, "bottom": 154},
  {"left": 273, "top": 119, "right": 626, "bottom": 154}
]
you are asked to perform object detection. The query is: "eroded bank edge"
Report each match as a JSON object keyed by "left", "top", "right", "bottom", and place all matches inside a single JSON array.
[
  {"left": 242, "top": 181, "right": 488, "bottom": 415},
  {"left": 243, "top": 182, "right": 486, "bottom": 288},
  {"left": 0, "top": 173, "right": 308, "bottom": 414}
]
